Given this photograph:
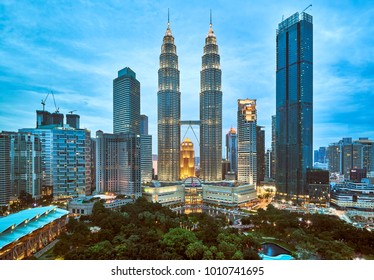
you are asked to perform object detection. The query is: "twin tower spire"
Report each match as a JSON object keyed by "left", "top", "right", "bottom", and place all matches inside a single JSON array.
[{"left": 157, "top": 10, "right": 222, "bottom": 182}]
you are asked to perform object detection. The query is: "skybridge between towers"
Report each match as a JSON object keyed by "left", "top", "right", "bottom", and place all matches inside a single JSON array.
[{"left": 180, "top": 120, "right": 200, "bottom": 145}]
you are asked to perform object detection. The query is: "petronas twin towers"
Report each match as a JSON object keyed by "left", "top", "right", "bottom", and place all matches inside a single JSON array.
[{"left": 157, "top": 14, "right": 222, "bottom": 182}]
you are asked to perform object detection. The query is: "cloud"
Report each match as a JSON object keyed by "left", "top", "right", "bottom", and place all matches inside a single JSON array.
[{"left": 0, "top": 0, "right": 373, "bottom": 155}]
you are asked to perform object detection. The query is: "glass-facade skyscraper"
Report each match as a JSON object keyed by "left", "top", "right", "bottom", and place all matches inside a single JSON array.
[
  {"left": 20, "top": 126, "right": 92, "bottom": 197},
  {"left": 200, "top": 19, "right": 222, "bottom": 181},
  {"left": 276, "top": 12, "right": 313, "bottom": 202},
  {"left": 113, "top": 67, "right": 140, "bottom": 135},
  {"left": 95, "top": 131, "right": 141, "bottom": 196},
  {"left": 226, "top": 128, "right": 238, "bottom": 175},
  {"left": 157, "top": 19, "right": 181, "bottom": 181}
]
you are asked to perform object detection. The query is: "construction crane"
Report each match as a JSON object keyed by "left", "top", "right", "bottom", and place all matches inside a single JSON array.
[
  {"left": 51, "top": 91, "right": 59, "bottom": 113},
  {"left": 68, "top": 110, "right": 77, "bottom": 114},
  {"left": 302, "top": 4, "right": 312, "bottom": 13},
  {"left": 41, "top": 92, "right": 50, "bottom": 111},
  {"left": 41, "top": 90, "right": 59, "bottom": 113}
]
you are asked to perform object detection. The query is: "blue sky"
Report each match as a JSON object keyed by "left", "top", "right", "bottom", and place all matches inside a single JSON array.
[{"left": 0, "top": 0, "right": 373, "bottom": 155}]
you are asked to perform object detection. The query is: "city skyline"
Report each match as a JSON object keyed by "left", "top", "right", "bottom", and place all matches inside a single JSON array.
[{"left": 0, "top": 0, "right": 373, "bottom": 155}]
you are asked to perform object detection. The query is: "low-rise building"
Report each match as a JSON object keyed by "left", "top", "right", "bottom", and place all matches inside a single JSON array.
[
  {"left": 0, "top": 206, "right": 69, "bottom": 260},
  {"left": 68, "top": 195, "right": 133, "bottom": 215},
  {"left": 142, "top": 181, "right": 184, "bottom": 207},
  {"left": 330, "top": 180, "right": 374, "bottom": 212},
  {"left": 142, "top": 178, "right": 257, "bottom": 209},
  {"left": 203, "top": 181, "right": 257, "bottom": 208}
]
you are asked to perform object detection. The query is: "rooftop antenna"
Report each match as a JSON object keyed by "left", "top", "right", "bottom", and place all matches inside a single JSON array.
[
  {"left": 210, "top": 9, "right": 212, "bottom": 27},
  {"left": 168, "top": 8, "right": 170, "bottom": 27},
  {"left": 302, "top": 4, "right": 312, "bottom": 13}
]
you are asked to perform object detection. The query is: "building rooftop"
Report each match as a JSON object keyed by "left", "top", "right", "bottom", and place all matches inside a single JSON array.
[{"left": 0, "top": 206, "right": 69, "bottom": 250}]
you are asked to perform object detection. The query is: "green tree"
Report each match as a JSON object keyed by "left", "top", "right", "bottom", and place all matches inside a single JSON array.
[
  {"left": 185, "top": 241, "right": 207, "bottom": 260},
  {"left": 160, "top": 228, "right": 198, "bottom": 258},
  {"left": 232, "top": 250, "right": 244, "bottom": 260},
  {"left": 85, "top": 240, "right": 114, "bottom": 259}
]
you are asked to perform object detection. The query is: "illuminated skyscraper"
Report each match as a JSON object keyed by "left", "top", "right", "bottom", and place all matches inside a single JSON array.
[
  {"left": 200, "top": 14, "right": 222, "bottom": 181},
  {"left": 276, "top": 12, "right": 313, "bottom": 202},
  {"left": 113, "top": 67, "right": 140, "bottom": 135},
  {"left": 157, "top": 15, "right": 181, "bottom": 181},
  {"left": 237, "top": 99, "right": 257, "bottom": 185},
  {"left": 180, "top": 138, "right": 195, "bottom": 179}
]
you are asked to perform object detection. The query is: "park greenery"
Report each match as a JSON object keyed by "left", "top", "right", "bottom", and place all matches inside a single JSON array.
[{"left": 51, "top": 198, "right": 374, "bottom": 260}]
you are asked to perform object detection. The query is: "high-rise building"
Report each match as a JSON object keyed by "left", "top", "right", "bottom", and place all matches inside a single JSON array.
[
  {"left": 318, "top": 147, "right": 326, "bottom": 163},
  {"left": 328, "top": 138, "right": 362, "bottom": 177},
  {"left": 51, "top": 113, "right": 64, "bottom": 127},
  {"left": 328, "top": 142, "right": 341, "bottom": 173},
  {"left": 306, "top": 169, "right": 330, "bottom": 206},
  {"left": 341, "top": 139, "right": 363, "bottom": 178},
  {"left": 20, "top": 124, "right": 92, "bottom": 198},
  {"left": 265, "top": 148, "right": 273, "bottom": 181},
  {"left": 140, "top": 114, "right": 149, "bottom": 135},
  {"left": 314, "top": 150, "right": 319, "bottom": 164},
  {"left": 275, "top": 12, "right": 313, "bottom": 202},
  {"left": 36, "top": 110, "right": 51, "bottom": 128},
  {"left": 226, "top": 128, "right": 238, "bottom": 176},
  {"left": 8, "top": 132, "right": 42, "bottom": 199},
  {"left": 355, "top": 138, "right": 374, "bottom": 173},
  {"left": 19, "top": 128, "right": 53, "bottom": 191},
  {"left": 140, "top": 114, "right": 153, "bottom": 184},
  {"left": 66, "top": 113, "right": 80, "bottom": 129},
  {"left": 90, "top": 137, "right": 96, "bottom": 194},
  {"left": 36, "top": 110, "right": 64, "bottom": 128},
  {"left": 200, "top": 16, "right": 222, "bottom": 181},
  {"left": 113, "top": 67, "right": 140, "bottom": 135},
  {"left": 256, "top": 126, "right": 265, "bottom": 185},
  {"left": 95, "top": 131, "right": 141, "bottom": 197},
  {"left": 271, "top": 115, "right": 276, "bottom": 180},
  {"left": 180, "top": 138, "right": 195, "bottom": 179},
  {"left": 0, "top": 133, "right": 11, "bottom": 206},
  {"left": 237, "top": 99, "right": 257, "bottom": 185},
  {"left": 157, "top": 17, "right": 181, "bottom": 181}
]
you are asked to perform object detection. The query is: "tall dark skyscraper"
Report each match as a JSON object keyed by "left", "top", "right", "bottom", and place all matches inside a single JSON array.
[
  {"left": 113, "top": 67, "right": 140, "bottom": 135},
  {"left": 276, "top": 12, "right": 313, "bottom": 202},
  {"left": 140, "top": 114, "right": 148, "bottom": 135},
  {"left": 200, "top": 15, "right": 222, "bottom": 181},
  {"left": 157, "top": 16, "right": 181, "bottom": 181},
  {"left": 226, "top": 128, "right": 238, "bottom": 175},
  {"left": 271, "top": 115, "right": 276, "bottom": 179},
  {"left": 257, "top": 126, "right": 265, "bottom": 185}
]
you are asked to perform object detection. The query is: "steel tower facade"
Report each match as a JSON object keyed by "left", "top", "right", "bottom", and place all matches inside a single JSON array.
[
  {"left": 276, "top": 12, "right": 313, "bottom": 202},
  {"left": 200, "top": 18, "right": 222, "bottom": 181},
  {"left": 157, "top": 19, "right": 181, "bottom": 181},
  {"left": 113, "top": 67, "right": 140, "bottom": 135}
]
